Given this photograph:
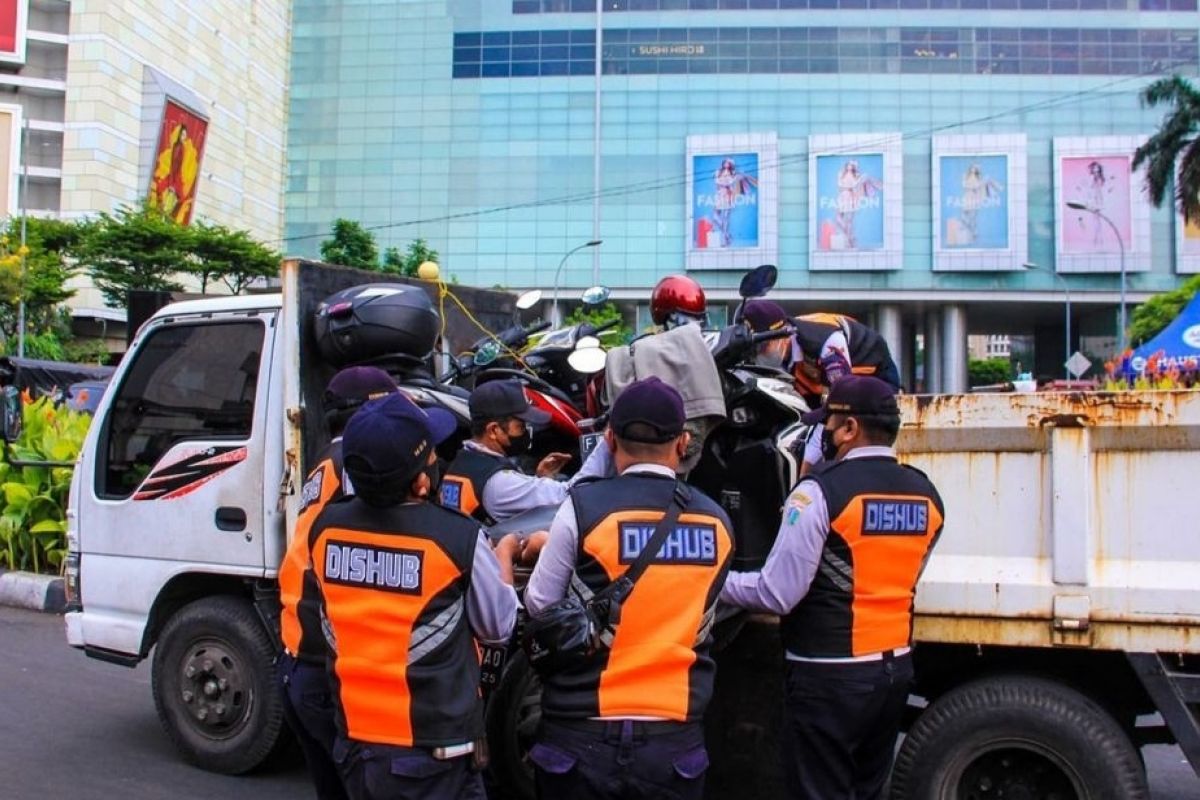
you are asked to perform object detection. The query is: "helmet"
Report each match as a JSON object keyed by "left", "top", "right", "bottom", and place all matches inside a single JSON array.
[
  {"left": 323, "top": 366, "right": 399, "bottom": 432},
  {"left": 650, "top": 275, "right": 707, "bottom": 328}
]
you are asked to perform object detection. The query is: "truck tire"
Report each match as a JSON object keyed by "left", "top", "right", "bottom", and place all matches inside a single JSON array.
[
  {"left": 151, "top": 595, "right": 287, "bottom": 775},
  {"left": 485, "top": 649, "right": 540, "bottom": 800},
  {"left": 890, "top": 675, "right": 1148, "bottom": 800}
]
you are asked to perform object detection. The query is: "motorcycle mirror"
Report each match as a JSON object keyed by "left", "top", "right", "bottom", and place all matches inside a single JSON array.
[
  {"left": 568, "top": 345, "right": 607, "bottom": 375},
  {"left": 738, "top": 264, "right": 778, "bottom": 299},
  {"left": 473, "top": 341, "right": 501, "bottom": 366},
  {"left": 581, "top": 285, "right": 611, "bottom": 306},
  {"left": 515, "top": 289, "right": 542, "bottom": 310}
]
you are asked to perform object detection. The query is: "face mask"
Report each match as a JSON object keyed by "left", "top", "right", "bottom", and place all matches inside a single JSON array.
[
  {"left": 502, "top": 428, "right": 532, "bottom": 457},
  {"left": 756, "top": 341, "right": 788, "bottom": 370},
  {"left": 821, "top": 425, "right": 843, "bottom": 462},
  {"left": 423, "top": 458, "right": 444, "bottom": 497}
]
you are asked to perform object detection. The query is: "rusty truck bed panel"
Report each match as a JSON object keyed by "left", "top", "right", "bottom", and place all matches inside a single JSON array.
[{"left": 898, "top": 390, "right": 1200, "bottom": 653}]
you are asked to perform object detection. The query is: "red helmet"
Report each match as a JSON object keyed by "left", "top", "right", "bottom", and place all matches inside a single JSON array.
[{"left": 650, "top": 274, "right": 707, "bottom": 328}]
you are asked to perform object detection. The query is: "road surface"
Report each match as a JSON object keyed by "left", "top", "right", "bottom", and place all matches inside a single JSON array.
[{"left": 1, "top": 606, "right": 1196, "bottom": 799}]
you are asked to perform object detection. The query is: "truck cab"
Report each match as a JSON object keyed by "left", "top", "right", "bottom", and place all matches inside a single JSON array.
[{"left": 64, "top": 293, "right": 291, "bottom": 772}]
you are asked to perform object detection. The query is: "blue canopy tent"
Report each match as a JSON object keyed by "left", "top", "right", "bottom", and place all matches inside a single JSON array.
[{"left": 1130, "top": 292, "right": 1200, "bottom": 372}]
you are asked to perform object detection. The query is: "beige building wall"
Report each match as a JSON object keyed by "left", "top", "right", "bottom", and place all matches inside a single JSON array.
[{"left": 61, "top": 1, "right": 291, "bottom": 310}]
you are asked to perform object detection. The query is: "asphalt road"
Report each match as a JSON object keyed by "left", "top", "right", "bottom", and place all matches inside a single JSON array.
[{"left": 1, "top": 605, "right": 1198, "bottom": 800}]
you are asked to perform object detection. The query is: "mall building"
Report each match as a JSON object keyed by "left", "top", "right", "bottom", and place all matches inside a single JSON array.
[
  {"left": 284, "top": 1, "right": 1194, "bottom": 389},
  {"left": 0, "top": 0, "right": 291, "bottom": 345}
]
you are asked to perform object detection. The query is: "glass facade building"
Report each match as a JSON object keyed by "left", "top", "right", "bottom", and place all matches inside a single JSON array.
[{"left": 286, "top": 0, "right": 1200, "bottom": 388}]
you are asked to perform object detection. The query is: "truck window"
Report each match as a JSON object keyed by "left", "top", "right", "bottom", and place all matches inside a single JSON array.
[{"left": 97, "top": 321, "right": 264, "bottom": 499}]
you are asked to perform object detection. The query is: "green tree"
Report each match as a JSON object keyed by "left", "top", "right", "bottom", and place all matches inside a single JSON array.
[
  {"left": 564, "top": 301, "right": 633, "bottom": 345},
  {"left": 319, "top": 218, "right": 379, "bottom": 269},
  {"left": 1128, "top": 273, "right": 1200, "bottom": 346},
  {"left": 382, "top": 246, "right": 404, "bottom": 273},
  {"left": 73, "top": 204, "right": 188, "bottom": 307},
  {"left": 382, "top": 238, "right": 439, "bottom": 278},
  {"left": 1133, "top": 76, "right": 1200, "bottom": 225},
  {"left": 968, "top": 357, "right": 1013, "bottom": 387},
  {"left": 186, "top": 220, "right": 280, "bottom": 294},
  {"left": 0, "top": 217, "right": 83, "bottom": 341}
]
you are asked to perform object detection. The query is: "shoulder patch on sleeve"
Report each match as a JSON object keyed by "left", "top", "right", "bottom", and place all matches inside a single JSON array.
[
  {"left": 299, "top": 465, "right": 326, "bottom": 513},
  {"left": 784, "top": 490, "right": 813, "bottom": 525}
]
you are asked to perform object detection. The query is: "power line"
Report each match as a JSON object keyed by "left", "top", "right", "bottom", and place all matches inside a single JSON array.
[{"left": 278, "top": 67, "right": 1176, "bottom": 246}]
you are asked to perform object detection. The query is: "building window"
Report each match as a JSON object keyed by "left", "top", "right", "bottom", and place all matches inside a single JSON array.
[
  {"left": 459, "top": 26, "right": 1199, "bottom": 77},
  {"left": 514, "top": 0, "right": 1195, "bottom": 8}
]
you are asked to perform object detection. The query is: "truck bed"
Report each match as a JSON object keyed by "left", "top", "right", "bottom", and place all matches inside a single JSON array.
[{"left": 900, "top": 390, "right": 1200, "bottom": 653}]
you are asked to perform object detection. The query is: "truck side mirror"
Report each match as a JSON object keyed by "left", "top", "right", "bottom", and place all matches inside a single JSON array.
[{"left": 2, "top": 385, "right": 22, "bottom": 443}]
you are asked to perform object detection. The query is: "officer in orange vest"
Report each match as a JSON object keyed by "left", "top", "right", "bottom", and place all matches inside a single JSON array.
[
  {"left": 524, "top": 377, "right": 734, "bottom": 800},
  {"left": 311, "top": 392, "right": 520, "bottom": 800},
  {"left": 277, "top": 366, "right": 398, "bottom": 800},
  {"left": 721, "top": 376, "right": 943, "bottom": 800},
  {"left": 742, "top": 300, "right": 901, "bottom": 475},
  {"left": 441, "top": 379, "right": 610, "bottom": 524}
]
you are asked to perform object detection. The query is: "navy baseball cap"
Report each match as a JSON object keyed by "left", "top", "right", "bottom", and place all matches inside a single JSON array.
[
  {"left": 343, "top": 393, "right": 458, "bottom": 491},
  {"left": 469, "top": 380, "right": 552, "bottom": 425},
  {"left": 323, "top": 366, "right": 398, "bottom": 410},
  {"left": 609, "top": 377, "right": 686, "bottom": 443},
  {"left": 741, "top": 299, "right": 790, "bottom": 333},
  {"left": 801, "top": 375, "right": 900, "bottom": 425}
]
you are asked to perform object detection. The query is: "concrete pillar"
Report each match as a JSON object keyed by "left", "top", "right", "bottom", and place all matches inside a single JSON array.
[
  {"left": 941, "top": 303, "right": 969, "bottom": 394},
  {"left": 924, "top": 309, "right": 943, "bottom": 393},
  {"left": 901, "top": 322, "right": 917, "bottom": 393},
  {"left": 876, "top": 304, "right": 903, "bottom": 386}
]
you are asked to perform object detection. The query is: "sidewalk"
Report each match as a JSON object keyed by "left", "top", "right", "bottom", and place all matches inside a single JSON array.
[{"left": 0, "top": 569, "right": 65, "bottom": 612}]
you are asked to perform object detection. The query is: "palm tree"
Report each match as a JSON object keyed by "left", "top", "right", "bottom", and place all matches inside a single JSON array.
[{"left": 1133, "top": 76, "right": 1200, "bottom": 225}]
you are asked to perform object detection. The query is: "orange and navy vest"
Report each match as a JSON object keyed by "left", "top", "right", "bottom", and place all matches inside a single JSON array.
[
  {"left": 791, "top": 313, "right": 897, "bottom": 391},
  {"left": 782, "top": 456, "right": 944, "bottom": 659},
  {"left": 310, "top": 498, "right": 483, "bottom": 748},
  {"left": 439, "top": 447, "right": 513, "bottom": 524},
  {"left": 541, "top": 473, "right": 734, "bottom": 722},
  {"left": 279, "top": 442, "right": 344, "bottom": 664}
]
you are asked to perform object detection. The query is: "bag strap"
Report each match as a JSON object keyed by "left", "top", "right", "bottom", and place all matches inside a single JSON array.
[{"left": 618, "top": 480, "right": 691, "bottom": 591}]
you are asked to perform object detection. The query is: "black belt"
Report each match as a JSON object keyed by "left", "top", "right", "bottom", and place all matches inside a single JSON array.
[{"left": 544, "top": 717, "right": 694, "bottom": 738}]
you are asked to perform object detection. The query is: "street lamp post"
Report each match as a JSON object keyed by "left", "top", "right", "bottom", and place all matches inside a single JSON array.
[
  {"left": 551, "top": 239, "right": 602, "bottom": 325},
  {"left": 17, "top": 118, "right": 29, "bottom": 359},
  {"left": 1066, "top": 200, "right": 1127, "bottom": 353},
  {"left": 1024, "top": 262, "right": 1071, "bottom": 380}
]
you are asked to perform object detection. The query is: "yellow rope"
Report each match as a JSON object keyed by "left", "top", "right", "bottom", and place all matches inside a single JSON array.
[{"left": 433, "top": 279, "right": 535, "bottom": 375}]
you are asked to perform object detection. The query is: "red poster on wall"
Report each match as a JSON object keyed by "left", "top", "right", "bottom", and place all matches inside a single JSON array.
[
  {"left": 0, "top": 0, "right": 26, "bottom": 62},
  {"left": 147, "top": 100, "right": 209, "bottom": 225}
]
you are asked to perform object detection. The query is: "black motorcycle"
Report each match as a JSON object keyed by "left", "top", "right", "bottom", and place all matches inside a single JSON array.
[{"left": 480, "top": 265, "right": 808, "bottom": 800}]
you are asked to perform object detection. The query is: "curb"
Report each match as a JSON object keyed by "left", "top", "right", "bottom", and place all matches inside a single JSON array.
[{"left": 0, "top": 569, "right": 66, "bottom": 613}]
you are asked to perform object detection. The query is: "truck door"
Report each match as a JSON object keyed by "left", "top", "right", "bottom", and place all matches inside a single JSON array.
[{"left": 75, "top": 313, "right": 275, "bottom": 652}]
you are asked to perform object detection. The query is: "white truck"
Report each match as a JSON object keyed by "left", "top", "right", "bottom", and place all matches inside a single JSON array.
[{"left": 46, "top": 258, "right": 1200, "bottom": 797}]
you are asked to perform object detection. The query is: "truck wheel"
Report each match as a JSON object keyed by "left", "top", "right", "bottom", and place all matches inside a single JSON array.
[
  {"left": 890, "top": 675, "right": 1148, "bottom": 800},
  {"left": 151, "top": 595, "right": 287, "bottom": 774},
  {"left": 485, "top": 650, "right": 540, "bottom": 800}
]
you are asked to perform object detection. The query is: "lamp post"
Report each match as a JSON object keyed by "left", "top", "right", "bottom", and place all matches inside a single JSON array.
[
  {"left": 1023, "top": 262, "right": 1071, "bottom": 380},
  {"left": 552, "top": 239, "right": 602, "bottom": 325},
  {"left": 1066, "top": 200, "right": 1126, "bottom": 353},
  {"left": 17, "top": 118, "right": 29, "bottom": 358}
]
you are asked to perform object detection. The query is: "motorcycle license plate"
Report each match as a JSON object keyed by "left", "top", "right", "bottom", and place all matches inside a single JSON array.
[
  {"left": 579, "top": 432, "right": 602, "bottom": 459},
  {"left": 479, "top": 644, "right": 507, "bottom": 700}
]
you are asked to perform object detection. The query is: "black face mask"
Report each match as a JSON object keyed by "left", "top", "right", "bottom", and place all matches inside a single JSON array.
[
  {"left": 821, "top": 426, "right": 843, "bottom": 462},
  {"left": 423, "top": 458, "right": 444, "bottom": 496},
  {"left": 502, "top": 428, "right": 532, "bottom": 457}
]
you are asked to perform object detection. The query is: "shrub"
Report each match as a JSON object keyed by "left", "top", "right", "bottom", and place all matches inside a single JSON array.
[
  {"left": 968, "top": 357, "right": 1013, "bottom": 387},
  {"left": 0, "top": 396, "right": 92, "bottom": 573}
]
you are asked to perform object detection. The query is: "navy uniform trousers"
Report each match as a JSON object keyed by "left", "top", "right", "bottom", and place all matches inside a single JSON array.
[
  {"left": 331, "top": 739, "right": 485, "bottom": 800},
  {"left": 781, "top": 651, "right": 914, "bottom": 800},
  {"left": 278, "top": 651, "right": 349, "bottom": 800},
  {"left": 531, "top": 718, "right": 709, "bottom": 800}
]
